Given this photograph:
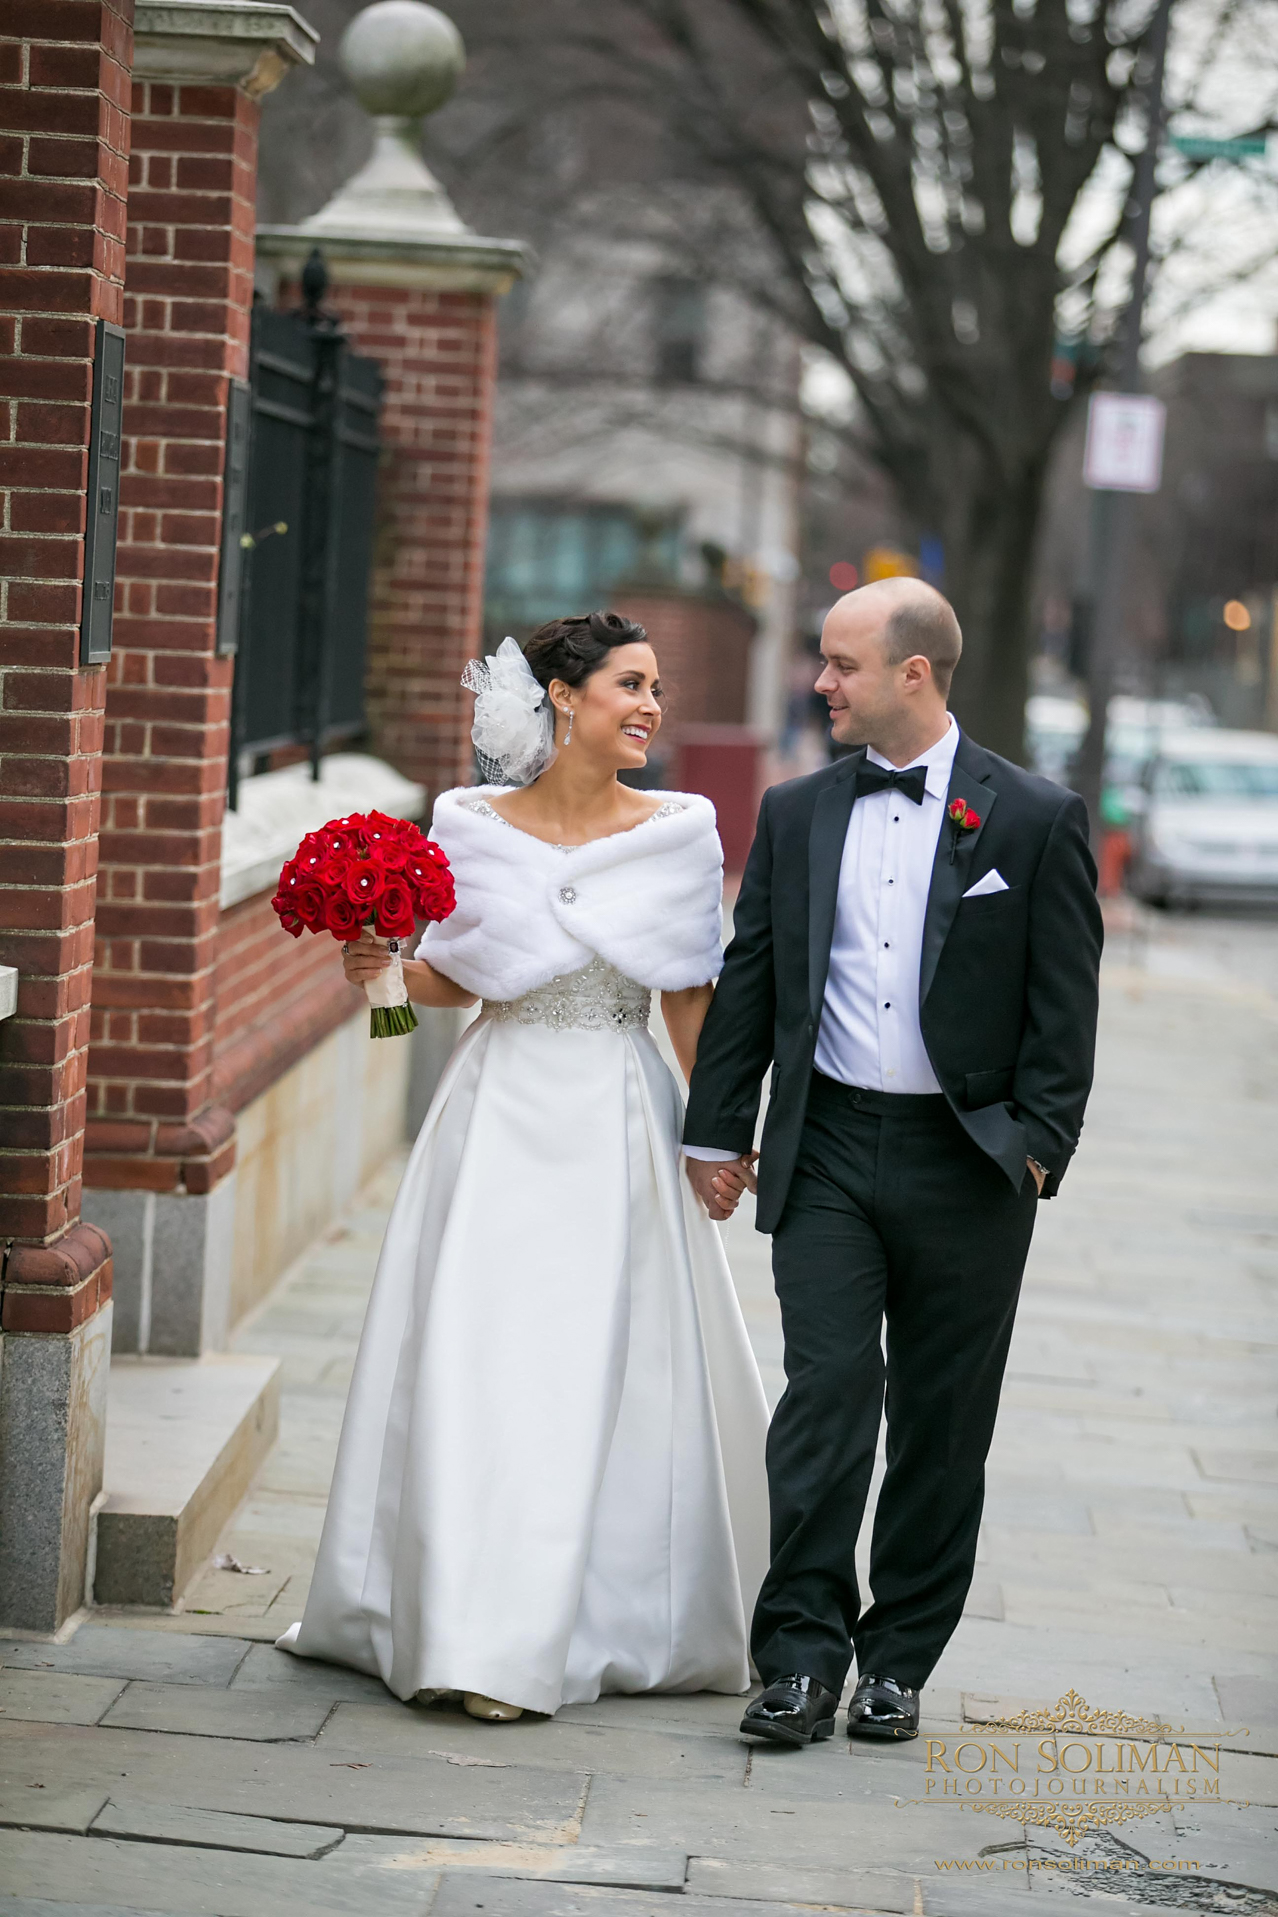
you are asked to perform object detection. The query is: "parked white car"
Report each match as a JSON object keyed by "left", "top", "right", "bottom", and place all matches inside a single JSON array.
[
  {"left": 1024, "top": 694, "right": 1214, "bottom": 815},
  {"left": 1128, "top": 729, "right": 1278, "bottom": 908}
]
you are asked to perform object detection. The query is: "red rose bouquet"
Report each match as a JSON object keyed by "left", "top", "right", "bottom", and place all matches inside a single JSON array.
[{"left": 271, "top": 811, "right": 455, "bottom": 1037}]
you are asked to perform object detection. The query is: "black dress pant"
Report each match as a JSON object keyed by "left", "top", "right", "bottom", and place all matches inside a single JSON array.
[{"left": 752, "top": 1072, "right": 1039, "bottom": 1695}]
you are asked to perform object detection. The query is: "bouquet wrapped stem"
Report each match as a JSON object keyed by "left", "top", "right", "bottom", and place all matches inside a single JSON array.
[{"left": 359, "top": 926, "right": 419, "bottom": 1039}]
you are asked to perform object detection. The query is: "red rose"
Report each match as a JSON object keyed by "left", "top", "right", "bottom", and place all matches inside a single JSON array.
[
  {"left": 948, "top": 798, "right": 967, "bottom": 822},
  {"left": 372, "top": 837, "right": 410, "bottom": 872},
  {"left": 962, "top": 808, "right": 981, "bottom": 830},
  {"left": 282, "top": 879, "right": 323, "bottom": 931},
  {"left": 271, "top": 891, "right": 305, "bottom": 938},
  {"left": 374, "top": 877, "right": 415, "bottom": 940},
  {"left": 404, "top": 841, "right": 455, "bottom": 922},
  {"left": 363, "top": 830, "right": 409, "bottom": 872},
  {"left": 318, "top": 855, "right": 355, "bottom": 892},
  {"left": 368, "top": 810, "right": 416, "bottom": 843},
  {"left": 324, "top": 891, "right": 366, "bottom": 942},
  {"left": 344, "top": 859, "right": 387, "bottom": 907},
  {"left": 412, "top": 873, "right": 454, "bottom": 922},
  {"left": 319, "top": 827, "right": 360, "bottom": 862}
]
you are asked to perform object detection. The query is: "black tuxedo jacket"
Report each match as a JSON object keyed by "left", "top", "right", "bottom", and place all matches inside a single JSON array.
[{"left": 684, "top": 731, "right": 1104, "bottom": 1234}]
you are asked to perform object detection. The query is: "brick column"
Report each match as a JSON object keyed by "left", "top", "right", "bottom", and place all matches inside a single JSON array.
[
  {"left": 256, "top": 3, "right": 525, "bottom": 810},
  {"left": 0, "top": 0, "right": 132, "bottom": 1632},
  {"left": 356, "top": 283, "right": 498, "bottom": 797},
  {"left": 277, "top": 279, "right": 501, "bottom": 801},
  {"left": 81, "top": 4, "right": 314, "bottom": 1358}
]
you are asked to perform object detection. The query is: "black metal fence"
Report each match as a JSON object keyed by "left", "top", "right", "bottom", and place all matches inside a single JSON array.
[{"left": 225, "top": 263, "right": 382, "bottom": 805}]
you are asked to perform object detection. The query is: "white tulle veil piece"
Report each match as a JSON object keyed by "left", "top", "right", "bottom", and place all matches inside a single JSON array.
[{"left": 461, "top": 637, "right": 557, "bottom": 787}]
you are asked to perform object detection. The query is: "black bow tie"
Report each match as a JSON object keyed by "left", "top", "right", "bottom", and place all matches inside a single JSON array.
[{"left": 854, "top": 763, "right": 928, "bottom": 805}]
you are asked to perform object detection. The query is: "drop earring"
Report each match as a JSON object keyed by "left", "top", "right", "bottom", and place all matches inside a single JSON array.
[{"left": 563, "top": 706, "right": 574, "bottom": 746}]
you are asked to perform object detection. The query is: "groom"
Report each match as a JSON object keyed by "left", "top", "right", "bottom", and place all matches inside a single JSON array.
[{"left": 684, "top": 578, "right": 1102, "bottom": 1749}]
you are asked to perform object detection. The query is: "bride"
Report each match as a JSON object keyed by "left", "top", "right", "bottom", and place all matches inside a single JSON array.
[{"left": 277, "top": 610, "right": 769, "bottom": 1721}]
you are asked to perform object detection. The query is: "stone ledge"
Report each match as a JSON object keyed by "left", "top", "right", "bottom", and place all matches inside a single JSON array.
[
  {"left": 220, "top": 752, "right": 426, "bottom": 910},
  {"left": 257, "top": 226, "right": 529, "bottom": 293},
  {"left": 94, "top": 1353, "right": 280, "bottom": 1607},
  {"left": 133, "top": 1, "right": 318, "bottom": 97}
]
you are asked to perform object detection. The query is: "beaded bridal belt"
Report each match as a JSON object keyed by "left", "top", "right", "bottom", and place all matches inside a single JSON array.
[{"left": 483, "top": 954, "right": 652, "bottom": 1034}]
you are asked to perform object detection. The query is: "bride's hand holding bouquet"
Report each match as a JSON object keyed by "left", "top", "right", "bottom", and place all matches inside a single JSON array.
[{"left": 271, "top": 809, "right": 457, "bottom": 1037}]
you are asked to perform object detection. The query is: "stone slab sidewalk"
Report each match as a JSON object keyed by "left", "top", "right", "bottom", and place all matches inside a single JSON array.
[{"left": 2, "top": 905, "right": 1276, "bottom": 1915}]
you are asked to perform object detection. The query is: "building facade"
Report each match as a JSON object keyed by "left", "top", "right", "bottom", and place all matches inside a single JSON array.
[
  {"left": 0, "top": 0, "right": 517, "bottom": 1630},
  {"left": 487, "top": 195, "right": 804, "bottom": 761}
]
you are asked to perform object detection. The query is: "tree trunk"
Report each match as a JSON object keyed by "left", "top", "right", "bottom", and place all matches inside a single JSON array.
[{"left": 932, "top": 444, "right": 1049, "bottom": 766}]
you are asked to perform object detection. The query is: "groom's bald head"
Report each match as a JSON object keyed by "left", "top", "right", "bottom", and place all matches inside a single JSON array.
[
  {"left": 832, "top": 578, "right": 963, "bottom": 696},
  {"left": 817, "top": 577, "right": 962, "bottom": 758}
]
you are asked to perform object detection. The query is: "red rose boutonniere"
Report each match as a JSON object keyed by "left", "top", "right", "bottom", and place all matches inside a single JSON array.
[{"left": 947, "top": 797, "right": 982, "bottom": 862}]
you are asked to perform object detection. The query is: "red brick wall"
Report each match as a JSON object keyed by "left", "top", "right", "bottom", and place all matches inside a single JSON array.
[
  {"left": 210, "top": 893, "right": 357, "bottom": 1118},
  {"left": 84, "top": 78, "right": 258, "bottom": 1195},
  {"left": 279, "top": 278, "right": 497, "bottom": 805},
  {"left": 0, "top": 0, "right": 132, "bottom": 1325},
  {"left": 611, "top": 588, "right": 755, "bottom": 735}
]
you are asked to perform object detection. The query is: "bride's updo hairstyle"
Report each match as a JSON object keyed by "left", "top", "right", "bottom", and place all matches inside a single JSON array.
[{"left": 523, "top": 610, "right": 650, "bottom": 694}]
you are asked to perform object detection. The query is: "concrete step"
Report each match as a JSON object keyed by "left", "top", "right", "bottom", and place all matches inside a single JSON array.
[{"left": 94, "top": 1354, "right": 280, "bottom": 1607}]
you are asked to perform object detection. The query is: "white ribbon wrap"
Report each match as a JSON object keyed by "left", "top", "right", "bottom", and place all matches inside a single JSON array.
[{"left": 359, "top": 926, "right": 409, "bottom": 1010}]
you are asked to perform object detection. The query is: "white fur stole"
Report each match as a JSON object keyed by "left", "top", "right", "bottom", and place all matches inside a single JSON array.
[{"left": 415, "top": 787, "right": 725, "bottom": 1001}]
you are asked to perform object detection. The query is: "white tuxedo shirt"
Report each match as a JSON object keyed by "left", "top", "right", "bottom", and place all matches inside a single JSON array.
[
  {"left": 685, "top": 718, "right": 959, "bottom": 1162},
  {"left": 813, "top": 716, "right": 958, "bottom": 1094}
]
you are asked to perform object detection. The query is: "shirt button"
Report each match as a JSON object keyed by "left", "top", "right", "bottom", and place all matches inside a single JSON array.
[
  {"left": 884, "top": 1002, "right": 891, "bottom": 1009},
  {"left": 559, "top": 885, "right": 577, "bottom": 904}
]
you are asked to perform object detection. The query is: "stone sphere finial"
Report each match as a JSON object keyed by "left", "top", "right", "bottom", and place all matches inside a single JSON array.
[{"left": 338, "top": 1, "right": 465, "bottom": 121}]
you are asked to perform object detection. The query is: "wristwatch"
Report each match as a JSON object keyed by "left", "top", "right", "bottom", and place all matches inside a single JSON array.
[{"left": 1027, "top": 1156, "right": 1049, "bottom": 1183}]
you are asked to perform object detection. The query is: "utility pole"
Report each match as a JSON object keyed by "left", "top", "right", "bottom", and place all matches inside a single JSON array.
[{"left": 1073, "top": 0, "right": 1175, "bottom": 838}]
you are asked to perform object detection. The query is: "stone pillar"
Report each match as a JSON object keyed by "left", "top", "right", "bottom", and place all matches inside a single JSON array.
[
  {"left": 82, "top": 2, "right": 315, "bottom": 1357},
  {"left": 0, "top": 0, "right": 133, "bottom": 1631},
  {"left": 256, "top": 0, "right": 526, "bottom": 807}
]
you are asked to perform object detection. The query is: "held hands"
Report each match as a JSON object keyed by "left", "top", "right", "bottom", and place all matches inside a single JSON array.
[{"left": 685, "top": 1153, "right": 759, "bottom": 1223}]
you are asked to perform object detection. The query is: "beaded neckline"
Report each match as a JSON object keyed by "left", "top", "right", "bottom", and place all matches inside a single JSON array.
[{"left": 461, "top": 795, "right": 683, "bottom": 852}]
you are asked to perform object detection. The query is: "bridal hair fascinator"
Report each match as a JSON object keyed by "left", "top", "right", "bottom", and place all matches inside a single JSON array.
[{"left": 461, "top": 637, "right": 556, "bottom": 786}]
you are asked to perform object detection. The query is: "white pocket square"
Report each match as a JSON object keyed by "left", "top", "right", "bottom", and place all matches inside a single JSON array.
[{"left": 962, "top": 868, "right": 1009, "bottom": 899}]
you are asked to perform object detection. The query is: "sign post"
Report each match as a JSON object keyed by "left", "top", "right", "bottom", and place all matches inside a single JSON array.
[{"left": 1072, "top": 0, "right": 1173, "bottom": 839}]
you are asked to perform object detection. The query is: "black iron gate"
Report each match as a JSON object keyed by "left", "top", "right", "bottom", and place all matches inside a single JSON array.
[{"left": 225, "top": 262, "right": 383, "bottom": 804}]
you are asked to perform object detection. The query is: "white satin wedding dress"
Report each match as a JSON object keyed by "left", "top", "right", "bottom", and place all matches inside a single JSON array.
[{"left": 277, "top": 790, "right": 770, "bottom": 1713}]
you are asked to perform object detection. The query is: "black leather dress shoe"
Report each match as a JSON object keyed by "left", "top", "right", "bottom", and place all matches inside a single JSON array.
[
  {"left": 740, "top": 1673, "right": 839, "bottom": 1747},
  {"left": 846, "top": 1673, "right": 919, "bottom": 1740}
]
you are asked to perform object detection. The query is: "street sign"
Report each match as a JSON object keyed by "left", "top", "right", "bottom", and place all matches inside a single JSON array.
[
  {"left": 1083, "top": 392, "right": 1166, "bottom": 493},
  {"left": 1171, "top": 134, "right": 1267, "bottom": 162}
]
